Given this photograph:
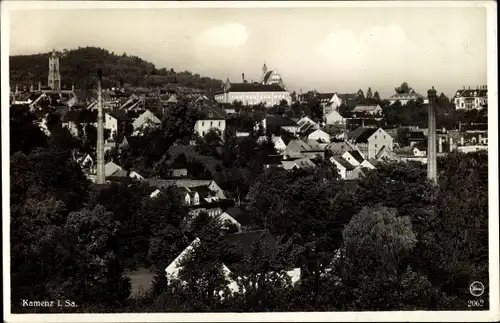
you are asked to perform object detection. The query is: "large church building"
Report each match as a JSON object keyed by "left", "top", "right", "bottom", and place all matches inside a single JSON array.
[{"left": 214, "top": 63, "right": 291, "bottom": 107}]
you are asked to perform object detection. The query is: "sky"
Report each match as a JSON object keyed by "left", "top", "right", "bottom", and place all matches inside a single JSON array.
[{"left": 8, "top": 4, "right": 488, "bottom": 98}]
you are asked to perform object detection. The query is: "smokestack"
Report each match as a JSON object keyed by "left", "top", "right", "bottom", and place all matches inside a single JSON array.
[
  {"left": 427, "top": 86, "right": 437, "bottom": 184},
  {"left": 38, "top": 81, "right": 42, "bottom": 91},
  {"left": 242, "top": 73, "right": 245, "bottom": 83},
  {"left": 478, "top": 134, "right": 482, "bottom": 144},
  {"left": 449, "top": 137, "right": 453, "bottom": 150},
  {"left": 438, "top": 136, "right": 443, "bottom": 153},
  {"left": 96, "top": 69, "right": 105, "bottom": 184},
  {"left": 461, "top": 136, "right": 464, "bottom": 146}
]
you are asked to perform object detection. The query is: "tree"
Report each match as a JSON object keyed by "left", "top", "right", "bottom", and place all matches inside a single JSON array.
[
  {"left": 373, "top": 91, "right": 381, "bottom": 102},
  {"left": 366, "top": 87, "right": 373, "bottom": 100},
  {"left": 63, "top": 205, "right": 132, "bottom": 306},
  {"left": 10, "top": 105, "right": 48, "bottom": 155},
  {"left": 395, "top": 82, "right": 413, "bottom": 94},
  {"left": 357, "top": 89, "right": 365, "bottom": 101},
  {"left": 337, "top": 205, "right": 438, "bottom": 310}
]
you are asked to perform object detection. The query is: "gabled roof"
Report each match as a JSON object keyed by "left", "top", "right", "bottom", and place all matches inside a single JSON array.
[
  {"left": 346, "top": 150, "right": 364, "bottom": 163},
  {"left": 262, "top": 71, "right": 274, "bottom": 84},
  {"left": 223, "top": 207, "right": 253, "bottom": 226},
  {"left": 347, "top": 127, "right": 378, "bottom": 143},
  {"left": 352, "top": 105, "right": 381, "bottom": 113},
  {"left": 166, "top": 94, "right": 178, "bottom": 103},
  {"left": 325, "top": 141, "right": 356, "bottom": 155},
  {"left": 454, "top": 88, "right": 487, "bottom": 98},
  {"left": 331, "top": 156, "right": 355, "bottom": 171},
  {"left": 104, "top": 161, "right": 123, "bottom": 177},
  {"left": 198, "top": 105, "right": 227, "bottom": 120},
  {"left": 108, "top": 109, "right": 131, "bottom": 121}
]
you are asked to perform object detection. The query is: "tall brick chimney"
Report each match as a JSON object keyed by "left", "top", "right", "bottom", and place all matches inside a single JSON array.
[
  {"left": 427, "top": 86, "right": 437, "bottom": 184},
  {"left": 242, "top": 73, "right": 245, "bottom": 83}
]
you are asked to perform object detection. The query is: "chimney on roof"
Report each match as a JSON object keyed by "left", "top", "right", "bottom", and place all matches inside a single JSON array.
[{"left": 242, "top": 73, "right": 245, "bottom": 83}]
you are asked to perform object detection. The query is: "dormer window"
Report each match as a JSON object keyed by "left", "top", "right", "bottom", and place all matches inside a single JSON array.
[{"left": 208, "top": 112, "right": 213, "bottom": 118}]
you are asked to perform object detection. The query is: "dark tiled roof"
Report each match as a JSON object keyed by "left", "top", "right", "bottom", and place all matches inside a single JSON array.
[
  {"left": 109, "top": 109, "right": 131, "bottom": 121},
  {"left": 265, "top": 116, "right": 298, "bottom": 128},
  {"left": 262, "top": 71, "right": 273, "bottom": 84},
  {"left": 223, "top": 230, "right": 276, "bottom": 273},
  {"left": 262, "top": 154, "right": 283, "bottom": 165},
  {"left": 347, "top": 150, "right": 364, "bottom": 163},
  {"left": 348, "top": 127, "right": 377, "bottom": 143},
  {"left": 228, "top": 83, "right": 286, "bottom": 92},
  {"left": 332, "top": 156, "right": 356, "bottom": 171},
  {"left": 454, "top": 88, "right": 487, "bottom": 98},
  {"left": 408, "top": 131, "right": 426, "bottom": 140},
  {"left": 224, "top": 207, "right": 253, "bottom": 226},
  {"left": 198, "top": 105, "right": 227, "bottom": 120}
]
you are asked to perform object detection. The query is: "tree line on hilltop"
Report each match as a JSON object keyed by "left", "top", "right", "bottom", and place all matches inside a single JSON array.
[
  {"left": 9, "top": 100, "right": 489, "bottom": 312},
  {"left": 9, "top": 46, "right": 224, "bottom": 92}
]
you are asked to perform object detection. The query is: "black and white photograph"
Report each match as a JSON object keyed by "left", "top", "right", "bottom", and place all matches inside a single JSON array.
[{"left": 2, "top": 1, "right": 499, "bottom": 322}]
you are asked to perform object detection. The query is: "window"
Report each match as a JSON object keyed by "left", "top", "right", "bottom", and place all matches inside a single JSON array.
[
  {"left": 202, "top": 121, "right": 205, "bottom": 126},
  {"left": 375, "top": 135, "right": 377, "bottom": 139},
  {"left": 384, "top": 135, "right": 386, "bottom": 139},
  {"left": 375, "top": 144, "right": 378, "bottom": 148},
  {"left": 218, "top": 121, "right": 221, "bottom": 127},
  {"left": 210, "top": 121, "right": 213, "bottom": 127}
]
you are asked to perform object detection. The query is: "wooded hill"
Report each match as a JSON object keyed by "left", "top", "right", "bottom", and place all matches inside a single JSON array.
[{"left": 9, "top": 46, "right": 224, "bottom": 92}]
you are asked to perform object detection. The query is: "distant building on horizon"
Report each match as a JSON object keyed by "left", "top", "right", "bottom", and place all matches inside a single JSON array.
[{"left": 453, "top": 85, "right": 487, "bottom": 110}]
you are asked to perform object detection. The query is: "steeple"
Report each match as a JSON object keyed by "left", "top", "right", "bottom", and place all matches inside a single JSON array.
[
  {"left": 48, "top": 48, "right": 61, "bottom": 92},
  {"left": 262, "top": 62, "right": 268, "bottom": 77}
]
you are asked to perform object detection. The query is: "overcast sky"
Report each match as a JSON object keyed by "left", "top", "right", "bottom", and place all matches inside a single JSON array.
[{"left": 9, "top": 5, "right": 488, "bottom": 98}]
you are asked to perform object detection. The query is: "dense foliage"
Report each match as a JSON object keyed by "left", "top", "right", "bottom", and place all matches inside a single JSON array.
[
  {"left": 9, "top": 100, "right": 490, "bottom": 313},
  {"left": 10, "top": 46, "right": 224, "bottom": 92}
]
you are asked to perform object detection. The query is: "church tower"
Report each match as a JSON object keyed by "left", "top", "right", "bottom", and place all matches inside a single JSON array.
[
  {"left": 262, "top": 62, "right": 268, "bottom": 78},
  {"left": 48, "top": 49, "right": 61, "bottom": 91}
]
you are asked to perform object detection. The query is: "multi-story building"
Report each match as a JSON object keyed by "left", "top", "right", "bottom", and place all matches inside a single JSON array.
[
  {"left": 193, "top": 105, "right": 227, "bottom": 139},
  {"left": 453, "top": 86, "right": 487, "bottom": 110},
  {"left": 346, "top": 127, "right": 394, "bottom": 160},
  {"left": 48, "top": 49, "right": 61, "bottom": 92},
  {"left": 214, "top": 80, "right": 291, "bottom": 107},
  {"left": 389, "top": 90, "right": 429, "bottom": 106}
]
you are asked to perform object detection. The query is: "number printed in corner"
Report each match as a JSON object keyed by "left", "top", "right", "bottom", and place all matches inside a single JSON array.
[{"left": 468, "top": 299, "right": 484, "bottom": 308}]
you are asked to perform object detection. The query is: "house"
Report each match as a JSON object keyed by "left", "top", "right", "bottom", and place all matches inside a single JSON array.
[
  {"left": 345, "top": 166, "right": 370, "bottom": 181},
  {"left": 324, "top": 109, "right": 345, "bottom": 125},
  {"left": 346, "top": 127, "right": 393, "bottom": 160},
  {"left": 261, "top": 155, "right": 284, "bottom": 169},
  {"left": 305, "top": 129, "right": 331, "bottom": 143},
  {"left": 132, "top": 109, "right": 161, "bottom": 130},
  {"left": 337, "top": 93, "right": 361, "bottom": 109},
  {"left": 217, "top": 207, "right": 253, "bottom": 232},
  {"left": 453, "top": 86, "right": 487, "bottom": 110},
  {"left": 341, "top": 150, "right": 365, "bottom": 167},
  {"left": 256, "top": 116, "right": 300, "bottom": 135},
  {"left": 282, "top": 158, "right": 317, "bottom": 171},
  {"left": 105, "top": 110, "right": 131, "bottom": 140},
  {"left": 194, "top": 105, "right": 227, "bottom": 138},
  {"left": 104, "top": 161, "right": 123, "bottom": 177},
  {"left": 407, "top": 131, "right": 426, "bottom": 146},
  {"left": 283, "top": 139, "right": 320, "bottom": 159},
  {"left": 174, "top": 187, "right": 200, "bottom": 206},
  {"left": 325, "top": 141, "right": 359, "bottom": 157},
  {"left": 389, "top": 91, "right": 428, "bottom": 105},
  {"left": 257, "top": 135, "right": 287, "bottom": 153},
  {"left": 330, "top": 156, "right": 356, "bottom": 180},
  {"left": 144, "top": 179, "right": 226, "bottom": 199},
  {"left": 214, "top": 80, "right": 291, "bottom": 107},
  {"left": 352, "top": 104, "right": 383, "bottom": 116},
  {"left": 165, "top": 230, "right": 301, "bottom": 295},
  {"left": 297, "top": 116, "right": 319, "bottom": 133}
]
